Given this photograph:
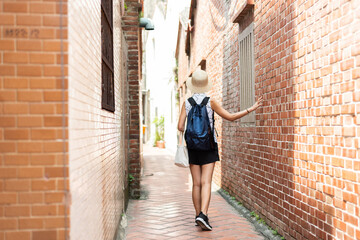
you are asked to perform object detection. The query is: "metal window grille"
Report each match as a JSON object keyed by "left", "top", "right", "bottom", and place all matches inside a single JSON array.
[
  {"left": 101, "top": 0, "right": 115, "bottom": 112},
  {"left": 239, "top": 23, "right": 255, "bottom": 123}
]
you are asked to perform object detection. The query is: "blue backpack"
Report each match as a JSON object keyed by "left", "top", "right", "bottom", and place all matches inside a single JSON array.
[{"left": 185, "top": 97, "right": 215, "bottom": 151}]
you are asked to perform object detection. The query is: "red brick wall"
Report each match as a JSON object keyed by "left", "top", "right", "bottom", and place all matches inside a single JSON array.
[
  {"left": 122, "top": 0, "right": 143, "bottom": 199},
  {"left": 0, "top": 0, "right": 131, "bottom": 239},
  {"left": 0, "top": 1, "right": 69, "bottom": 239},
  {"left": 177, "top": 0, "right": 360, "bottom": 239}
]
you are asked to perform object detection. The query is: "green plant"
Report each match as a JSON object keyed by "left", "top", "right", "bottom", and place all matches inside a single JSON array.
[
  {"left": 173, "top": 60, "right": 178, "bottom": 84},
  {"left": 153, "top": 115, "right": 165, "bottom": 144},
  {"left": 138, "top": 10, "right": 144, "bottom": 20},
  {"left": 225, "top": 190, "right": 285, "bottom": 239},
  {"left": 175, "top": 92, "right": 180, "bottom": 106},
  {"left": 124, "top": 3, "right": 128, "bottom": 11},
  {"left": 128, "top": 174, "right": 135, "bottom": 182}
]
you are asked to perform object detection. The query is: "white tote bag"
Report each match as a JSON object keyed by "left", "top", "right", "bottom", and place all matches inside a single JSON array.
[{"left": 175, "top": 132, "right": 189, "bottom": 168}]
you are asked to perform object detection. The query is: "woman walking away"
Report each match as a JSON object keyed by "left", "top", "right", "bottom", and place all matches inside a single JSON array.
[{"left": 177, "top": 69, "right": 263, "bottom": 231}]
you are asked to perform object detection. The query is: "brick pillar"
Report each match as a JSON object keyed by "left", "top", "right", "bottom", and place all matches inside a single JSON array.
[{"left": 122, "top": 0, "right": 143, "bottom": 198}]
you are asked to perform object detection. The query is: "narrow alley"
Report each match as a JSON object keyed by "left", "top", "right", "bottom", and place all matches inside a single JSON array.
[
  {"left": 125, "top": 145, "right": 266, "bottom": 240},
  {"left": 0, "top": 0, "right": 359, "bottom": 239}
]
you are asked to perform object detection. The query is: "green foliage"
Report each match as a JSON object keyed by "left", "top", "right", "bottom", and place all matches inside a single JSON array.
[
  {"left": 153, "top": 115, "right": 165, "bottom": 144},
  {"left": 138, "top": 10, "right": 144, "bottom": 20},
  {"left": 128, "top": 174, "right": 135, "bottom": 182},
  {"left": 258, "top": 218, "right": 265, "bottom": 225},
  {"left": 175, "top": 92, "right": 180, "bottom": 106},
  {"left": 226, "top": 190, "right": 284, "bottom": 239},
  {"left": 173, "top": 60, "right": 179, "bottom": 84},
  {"left": 124, "top": 3, "right": 128, "bottom": 11}
]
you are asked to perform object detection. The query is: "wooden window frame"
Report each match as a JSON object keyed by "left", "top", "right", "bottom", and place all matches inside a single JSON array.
[{"left": 101, "top": 0, "right": 115, "bottom": 112}]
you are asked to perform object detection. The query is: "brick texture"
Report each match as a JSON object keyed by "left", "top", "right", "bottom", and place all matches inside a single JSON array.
[
  {"left": 0, "top": 0, "right": 69, "bottom": 239},
  {"left": 177, "top": 0, "right": 360, "bottom": 239},
  {"left": 122, "top": 0, "right": 144, "bottom": 199},
  {"left": 1, "top": 0, "right": 131, "bottom": 239},
  {"left": 68, "top": 0, "right": 128, "bottom": 239}
]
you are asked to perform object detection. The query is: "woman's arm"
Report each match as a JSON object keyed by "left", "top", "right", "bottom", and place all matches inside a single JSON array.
[
  {"left": 177, "top": 102, "right": 187, "bottom": 132},
  {"left": 210, "top": 97, "right": 263, "bottom": 121}
]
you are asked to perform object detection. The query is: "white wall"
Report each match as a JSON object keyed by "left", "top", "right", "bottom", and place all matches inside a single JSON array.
[
  {"left": 68, "top": 1, "right": 127, "bottom": 239},
  {"left": 143, "top": 0, "right": 190, "bottom": 153}
]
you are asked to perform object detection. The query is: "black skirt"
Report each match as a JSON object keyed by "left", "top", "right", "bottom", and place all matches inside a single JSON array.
[{"left": 188, "top": 144, "right": 220, "bottom": 165}]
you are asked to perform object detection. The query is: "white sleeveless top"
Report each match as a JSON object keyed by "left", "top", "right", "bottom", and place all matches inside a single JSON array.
[{"left": 185, "top": 93, "right": 217, "bottom": 142}]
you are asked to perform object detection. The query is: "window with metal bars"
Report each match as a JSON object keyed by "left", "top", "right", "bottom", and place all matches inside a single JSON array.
[
  {"left": 101, "top": 0, "right": 115, "bottom": 112},
  {"left": 239, "top": 23, "right": 255, "bottom": 123}
]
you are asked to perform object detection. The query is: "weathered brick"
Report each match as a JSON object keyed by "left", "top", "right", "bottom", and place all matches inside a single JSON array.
[
  {"left": 0, "top": 117, "right": 16, "bottom": 127},
  {"left": 30, "top": 3, "right": 56, "bottom": 14},
  {"left": 0, "top": 15, "right": 15, "bottom": 25},
  {"left": 30, "top": 53, "right": 56, "bottom": 64},
  {"left": 32, "top": 231, "right": 56, "bottom": 240},
  {"left": 5, "top": 232, "right": 30, "bottom": 240},
  {"left": 18, "top": 116, "right": 43, "bottom": 127},
  {"left": 19, "top": 193, "right": 43, "bottom": 204},
  {"left": 4, "top": 77, "right": 28, "bottom": 88},
  {"left": 4, "top": 155, "right": 29, "bottom": 166},
  {"left": 19, "top": 218, "right": 44, "bottom": 229},
  {"left": 0, "top": 65, "right": 15, "bottom": 76},
  {"left": 5, "top": 206, "right": 30, "bottom": 216},
  {"left": 4, "top": 129, "right": 29, "bottom": 140},
  {"left": 31, "top": 180, "right": 56, "bottom": 191},
  {"left": 3, "top": 52, "right": 28, "bottom": 63},
  {"left": 16, "top": 15, "right": 41, "bottom": 26},
  {"left": 0, "top": 40, "right": 15, "bottom": 50},
  {"left": 18, "top": 90, "right": 43, "bottom": 102},
  {"left": 3, "top": 2, "right": 28, "bottom": 13},
  {"left": 17, "top": 40, "right": 42, "bottom": 51},
  {"left": 32, "top": 205, "right": 57, "bottom": 216},
  {"left": 18, "top": 167, "right": 43, "bottom": 178},
  {"left": 17, "top": 65, "right": 42, "bottom": 76}
]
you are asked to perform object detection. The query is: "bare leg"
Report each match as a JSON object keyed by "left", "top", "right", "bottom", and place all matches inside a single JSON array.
[
  {"left": 189, "top": 164, "right": 201, "bottom": 216},
  {"left": 200, "top": 162, "right": 215, "bottom": 215}
]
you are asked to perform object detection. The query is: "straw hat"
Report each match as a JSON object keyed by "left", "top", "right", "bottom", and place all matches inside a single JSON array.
[{"left": 186, "top": 69, "right": 212, "bottom": 93}]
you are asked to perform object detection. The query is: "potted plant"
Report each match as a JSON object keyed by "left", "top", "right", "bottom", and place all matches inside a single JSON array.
[{"left": 153, "top": 115, "right": 165, "bottom": 148}]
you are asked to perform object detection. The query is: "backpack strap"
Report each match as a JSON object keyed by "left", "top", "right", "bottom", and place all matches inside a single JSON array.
[
  {"left": 187, "top": 97, "right": 197, "bottom": 107},
  {"left": 200, "top": 97, "right": 210, "bottom": 106}
]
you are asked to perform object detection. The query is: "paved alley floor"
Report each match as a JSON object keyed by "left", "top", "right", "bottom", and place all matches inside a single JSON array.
[{"left": 125, "top": 145, "right": 265, "bottom": 240}]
